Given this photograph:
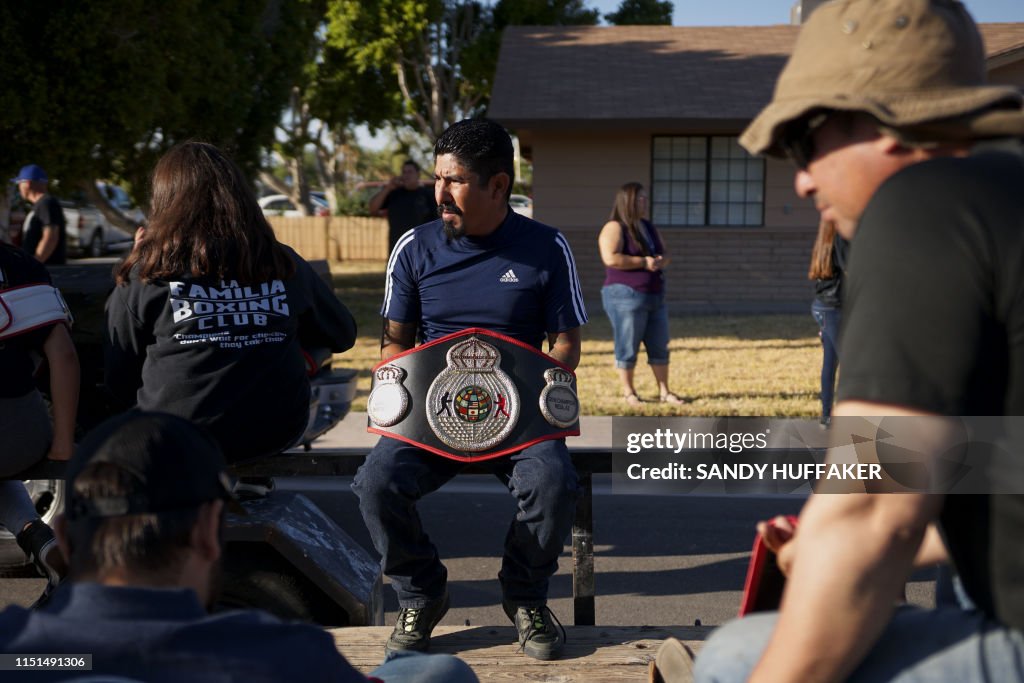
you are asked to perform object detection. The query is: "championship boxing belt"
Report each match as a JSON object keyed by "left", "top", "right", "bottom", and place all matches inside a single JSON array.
[
  {"left": 366, "top": 327, "right": 580, "bottom": 462},
  {"left": 0, "top": 284, "right": 73, "bottom": 340}
]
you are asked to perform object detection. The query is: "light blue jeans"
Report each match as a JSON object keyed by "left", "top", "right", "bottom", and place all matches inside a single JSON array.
[
  {"left": 371, "top": 650, "right": 478, "bottom": 681},
  {"left": 811, "top": 300, "right": 841, "bottom": 419},
  {"left": 601, "top": 284, "right": 670, "bottom": 369},
  {"left": 695, "top": 606, "right": 1024, "bottom": 682}
]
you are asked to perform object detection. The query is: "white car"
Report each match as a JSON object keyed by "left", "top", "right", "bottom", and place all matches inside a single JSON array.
[
  {"left": 259, "top": 193, "right": 330, "bottom": 217},
  {"left": 96, "top": 182, "right": 146, "bottom": 225},
  {"left": 56, "top": 199, "right": 134, "bottom": 258},
  {"left": 509, "top": 194, "right": 533, "bottom": 218}
]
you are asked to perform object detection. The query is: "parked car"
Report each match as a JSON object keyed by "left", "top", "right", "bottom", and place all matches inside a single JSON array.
[
  {"left": 259, "top": 193, "right": 330, "bottom": 217},
  {"left": 510, "top": 194, "right": 533, "bottom": 218},
  {"left": 59, "top": 194, "right": 134, "bottom": 258},
  {"left": 95, "top": 181, "right": 146, "bottom": 225}
]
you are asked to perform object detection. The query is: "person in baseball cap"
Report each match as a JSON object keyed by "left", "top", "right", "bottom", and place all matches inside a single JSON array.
[
  {"left": 11, "top": 163, "right": 66, "bottom": 265},
  {"left": 0, "top": 411, "right": 480, "bottom": 683},
  {"left": 63, "top": 411, "right": 242, "bottom": 523},
  {"left": 691, "top": 2, "right": 1024, "bottom": 683},
  {"left": 10, "top": 164, "right": 48, "bottom": 184},
  {"left": 59, "top": 411, "right": 244, "bottom": 593}
]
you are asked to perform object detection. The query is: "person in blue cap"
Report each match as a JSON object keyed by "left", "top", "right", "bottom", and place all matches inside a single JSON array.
[
  {"left": 0, "top": 411, "right": 480, "bottom": 683},
  {"left": 12, "top": 164, "right": 66, "bottom": 265}
]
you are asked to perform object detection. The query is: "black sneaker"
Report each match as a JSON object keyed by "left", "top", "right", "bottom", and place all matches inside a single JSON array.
[
  {"left": 503, "top": 601, "right": 566, "bottom": 660},
  {"left": 385, "top": 591, "right": 450, "bottom": 655},
  {"left": 16, "top": 519, "right": 67, "bottom": 609}
]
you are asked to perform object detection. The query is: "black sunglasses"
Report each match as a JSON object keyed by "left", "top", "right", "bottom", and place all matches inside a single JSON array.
[{"left": 780, "top": 111, "right": 833, "bottom": 170}]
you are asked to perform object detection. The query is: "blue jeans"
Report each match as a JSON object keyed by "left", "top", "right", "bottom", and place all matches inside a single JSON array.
[
  {"left": 601, "top": 284, "right": 670, "bottom": 369},
  {"left": 694, "top": 606, "right": 1024, "bottom": 682},
  {"left": 352, "top": 437, "right": 579, "bottom": 608},
  {"left": 370, "top": 650, "right": 478, "bottom": 682},
  {"left": 811, "top": 300, "right": 841, "bottom": 419}
]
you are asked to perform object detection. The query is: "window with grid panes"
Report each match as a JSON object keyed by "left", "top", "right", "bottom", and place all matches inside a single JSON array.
[{"left": 651, "top": 136, "right": 764, "bottom": 226}]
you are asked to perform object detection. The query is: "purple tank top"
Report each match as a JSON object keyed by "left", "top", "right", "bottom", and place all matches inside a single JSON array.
[{"left": 603, "top": 220, "right": 664, "bottom": 294}]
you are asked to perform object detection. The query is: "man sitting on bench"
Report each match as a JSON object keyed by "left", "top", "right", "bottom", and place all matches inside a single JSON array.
[{"left": 354, "top": 118, "right": 587, "bottom": 661}]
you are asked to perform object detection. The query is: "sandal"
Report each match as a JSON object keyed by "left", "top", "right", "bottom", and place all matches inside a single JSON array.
[
  {"left": 624, "top": 392, "right": 643, "bottom": 407},
  {"left": 660, "top": 392, "right": 684, "bottom": 405}
]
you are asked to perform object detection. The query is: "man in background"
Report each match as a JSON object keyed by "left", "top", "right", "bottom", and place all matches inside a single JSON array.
[
  {"left": 369, "top": 160, "right": 436, "bottom": 252},
  {"left": 13, "top": 164, "right": 66, "bottom": 265}
]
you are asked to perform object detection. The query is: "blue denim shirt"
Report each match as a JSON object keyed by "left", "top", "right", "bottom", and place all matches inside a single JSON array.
[{"left": 0, "top": 583, "right": 367, "bottom": 682}]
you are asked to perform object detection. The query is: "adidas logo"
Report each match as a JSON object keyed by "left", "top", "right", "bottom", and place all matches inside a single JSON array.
[{"left": 499, "top": 269, "right": 519, "bottom": 283}]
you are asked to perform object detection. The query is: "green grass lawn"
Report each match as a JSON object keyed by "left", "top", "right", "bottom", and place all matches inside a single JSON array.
[{"left": 331, "top": 262, "right": 823, "bottom": 417}]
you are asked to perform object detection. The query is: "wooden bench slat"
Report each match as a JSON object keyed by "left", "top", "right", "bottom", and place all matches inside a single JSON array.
[{"left": 331, "top": 625, "right": 710, "bottom": 682}]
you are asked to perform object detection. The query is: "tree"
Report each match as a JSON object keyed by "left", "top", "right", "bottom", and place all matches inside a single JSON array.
[
  {"left": 326, "top": 0, "right": 497, "bottom": 142},
  {"left": 493, "top": 0, "right": 599, "bottom": 27},
  {"left": 323, "top": 0, "right": 600, "bottom": 145},
  {"left": 261, "top": 17, "right": 403, "bottom": 215},
  {"left": 0, "top": 1, "right": 322, "bottom": 228},
  {"left": 604, "top": 0, "right": 673, "bottom": 25}
]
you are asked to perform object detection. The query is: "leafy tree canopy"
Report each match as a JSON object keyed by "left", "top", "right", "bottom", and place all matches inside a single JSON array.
[
  {"left": 493, "top": 0, "right": 600, "bottom": 28},
  {"left": 0, "top": 0, "right": 321, "bottom": 205},
  {"left": 324, "top": 0, "right": 601, "bottom": 141},
  {"left": 604, "top": 0, "right": 673, "bottom": 25}
]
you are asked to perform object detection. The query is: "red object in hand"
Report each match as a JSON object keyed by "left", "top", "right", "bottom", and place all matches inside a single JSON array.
[{"left": 738, "top": 515, "right": 799, "bottom": 616}]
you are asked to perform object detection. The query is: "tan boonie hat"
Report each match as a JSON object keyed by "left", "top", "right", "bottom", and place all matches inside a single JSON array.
[{"left": 741, "top": 0, "right": 1024, "bottom": 157}]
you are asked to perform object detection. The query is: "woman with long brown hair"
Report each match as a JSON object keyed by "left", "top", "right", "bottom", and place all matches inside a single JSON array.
[
  {"left": 598, "top": 182, "right": 681, "bottom": 406},
  {"left": 105, "top": 141, "right": 357, "bottom": 461},
  {"left": 808, "top": 218, "right": 848, "bottom": 426}
]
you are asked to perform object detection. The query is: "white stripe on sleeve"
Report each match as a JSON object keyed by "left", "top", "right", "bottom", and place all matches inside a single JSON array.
[
  {"left": 382, "top": 229, "right": 417, "bottom": 318},
  {"left": 554, "top": 232, "right": 588, "bottom": 325}
]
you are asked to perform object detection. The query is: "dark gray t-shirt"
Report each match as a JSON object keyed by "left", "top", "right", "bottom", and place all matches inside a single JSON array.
[
  {"left": 838, "top": 147, "right": 1024, "bottom": 630},
  {"left": 382, "top": 185, "right": 436, "bottom": 250},
  {"left": 22, "top": 194, "right": 66, "bottom": 265}
]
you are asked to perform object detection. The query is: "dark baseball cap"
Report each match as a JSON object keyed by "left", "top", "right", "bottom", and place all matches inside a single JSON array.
[
  {"left": 10, "top": 164, "right": 48, "bottom": 183},
  {"left": 65, "top": 411, "right": 243, "bottom": 520}
]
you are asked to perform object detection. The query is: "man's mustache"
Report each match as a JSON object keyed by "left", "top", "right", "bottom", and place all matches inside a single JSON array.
[{"left": 438, "top": 203, "right": 462, "bottom": 217}]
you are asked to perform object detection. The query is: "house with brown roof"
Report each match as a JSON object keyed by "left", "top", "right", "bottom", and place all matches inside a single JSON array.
[{"left": 489, "top": 23, "right": 1024, "bottom": 313}]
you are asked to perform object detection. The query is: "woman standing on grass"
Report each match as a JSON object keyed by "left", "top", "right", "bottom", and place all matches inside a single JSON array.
[
  {"left": 104, "top": 141, "right": 357, "bottom": 462},
  {"left": 598, "top": 182, "right": 681, "bottom": 407},
  {"left": 808, "top": 219, "right": 847, "bottom": 426}
]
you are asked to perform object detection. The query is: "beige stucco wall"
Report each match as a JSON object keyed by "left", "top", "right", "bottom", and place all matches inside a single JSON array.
[
  {"left": 532, "top": 130, "right": 652, "bottom": 229},
  {"left": 990, "top": 58, "right": 1024, "bottom": 88}
]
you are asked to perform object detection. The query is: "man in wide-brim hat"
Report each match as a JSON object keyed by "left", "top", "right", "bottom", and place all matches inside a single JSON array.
[{"left": 690, "top": 1, "right": 1024, "bottom": 682}]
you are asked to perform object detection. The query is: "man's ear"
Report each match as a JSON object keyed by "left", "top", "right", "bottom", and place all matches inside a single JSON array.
[
  {"left": 192, "top": 500, "right": 224, "bottom": 563},
  {"left": 874, "top": 133, "right": 911, "bottom": 157},
  {"left": 874, "top": 133, "right": 934, "bottom": 166},
  {"left": 490, "top": 172, "right": 511, "bottom": 201}
]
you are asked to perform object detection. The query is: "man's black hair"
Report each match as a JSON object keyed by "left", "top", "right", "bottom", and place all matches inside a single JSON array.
[
  {"left": 434, "top": 118, "right": 515, "bottom": 200},
  {"left": 401, "top": 159, "right": 421, "bottom": 172}
]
